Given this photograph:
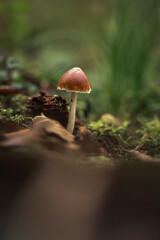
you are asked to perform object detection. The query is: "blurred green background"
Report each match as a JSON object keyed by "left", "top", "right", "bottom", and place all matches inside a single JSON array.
[{"left": 0, "top": 0, "right": 160, "bottom": 119}]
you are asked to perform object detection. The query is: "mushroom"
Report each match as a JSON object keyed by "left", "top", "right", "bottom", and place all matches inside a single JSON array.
[{"left": 57, "top": 67, "right": 91, "bottom": 134}]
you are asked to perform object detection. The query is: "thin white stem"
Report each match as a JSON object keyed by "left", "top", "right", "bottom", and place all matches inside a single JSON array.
[{"left": 67, "top": 92, "right": 77, "bottom": 134}]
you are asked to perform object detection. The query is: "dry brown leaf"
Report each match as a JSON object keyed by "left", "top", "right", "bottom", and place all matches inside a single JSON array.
[
  {"left": 33, "top": 115, "right": 74, "bottom": 143},
  {"left": 0, "top": 115, "right": 76, "bottom": 151},
  {"left": 0, "top": 85, "right": 20, "bottom": 95}
]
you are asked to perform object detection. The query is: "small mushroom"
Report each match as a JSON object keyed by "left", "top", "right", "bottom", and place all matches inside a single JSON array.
[{"left": 57, "top": 67, "right": 91, "bottom": 134}]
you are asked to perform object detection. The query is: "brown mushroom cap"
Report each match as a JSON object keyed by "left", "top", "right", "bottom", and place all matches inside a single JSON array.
[{"left": 57, "top": 67, "right": 91, "bottom": 93}]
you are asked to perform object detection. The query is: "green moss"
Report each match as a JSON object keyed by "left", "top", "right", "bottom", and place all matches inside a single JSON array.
[
  {"left": 0, "top": 94, "right": 33, "bottom": 123},
  {"left": 87, "top": 116, "right": 160, "bottom": 160},
  {"left": 135, "top": 117, "right": 160, "bottom": 156},
  {"left": 142, "top": 117, "right": 160, "bottom": 139},
  {"left": 87, "top": 120, "right": 109, "bottom": 133},
  {"left": 87, "top": 119, "right": 129, "bottom": 142}
]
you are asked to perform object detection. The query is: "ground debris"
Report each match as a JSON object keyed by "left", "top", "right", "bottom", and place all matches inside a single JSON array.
[
  {"left": 28, "top": 92, "right": 68, "bottom": 127},
  {"left": 119, "top": 146, "right": 160, "bottom": 163},
  {"left": 33, "top": 115, "right": 74, "bottom": 143},
  {"left": 87, "top": 116, "right": 160, "bottom": 162},
  {"left": 0, "top": 115, "right": 76, "bottom": 152},
  {"left": 0, "top": 115, "right": 111, "bottom": 161},
  {"left": 130, "top": 150, "right": 160, "bottom": 162},
  {"left": 0, "top": 85, "right": 20, "bottom": 95},
  {"left": 75, "top": 125, "right": 109, "bottom": 156},
  {"left": 0, "top": 118, "right": 25, "bottom": 135}
]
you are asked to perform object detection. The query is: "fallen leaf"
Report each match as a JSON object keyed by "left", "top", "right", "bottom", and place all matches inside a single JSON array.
[
  {"left": 0, "top": 115, "right": 76, "bottom": 151},
  {"left": 33, "top": 115, "right": 74, "bottom": 143},
  {"left": 0, "top": 85, "right": 20, "bottom": 95}
]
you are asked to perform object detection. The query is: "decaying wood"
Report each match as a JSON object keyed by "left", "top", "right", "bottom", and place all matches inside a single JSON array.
[{"left": 28, "top": 92, "right": 68, "bottom": 127}]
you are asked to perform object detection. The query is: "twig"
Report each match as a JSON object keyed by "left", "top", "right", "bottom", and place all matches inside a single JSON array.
[{"left": 118, "top": 145, "right": 160, "bottom": 163}]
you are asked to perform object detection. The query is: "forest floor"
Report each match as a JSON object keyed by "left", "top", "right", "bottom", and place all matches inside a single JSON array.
[
  {"left": 0, "top": 82, "right": 160, "bottom": 240},
  {"left": 0, "top": 86, "right": 159, "bottom": 164}
]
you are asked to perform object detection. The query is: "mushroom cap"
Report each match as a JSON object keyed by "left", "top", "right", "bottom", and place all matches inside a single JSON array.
[{"left": 57, "top": 67, "right": 91, "bottom": 93}]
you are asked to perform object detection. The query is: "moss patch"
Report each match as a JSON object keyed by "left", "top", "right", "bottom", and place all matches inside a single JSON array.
[
  {"left": 87, "top": 117, "right": 160, "bottom": 161},
  {"left": 0, "top": 94, "right": 32, "bottom": 124}
]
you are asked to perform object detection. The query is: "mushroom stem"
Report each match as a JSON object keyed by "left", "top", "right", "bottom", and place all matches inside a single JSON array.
[{"left": 67, "top": 92, "right": 77, "bottom": 134}]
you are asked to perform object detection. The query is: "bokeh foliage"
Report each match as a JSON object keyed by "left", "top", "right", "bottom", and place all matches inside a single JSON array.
[{"left": 0, "top": 0, "right": 160, "bottom": 118}]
